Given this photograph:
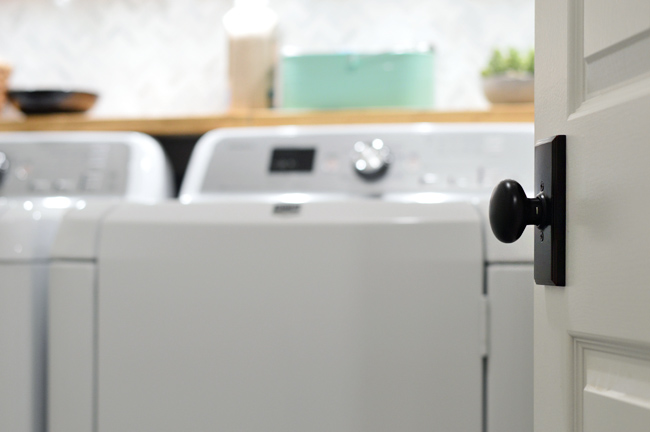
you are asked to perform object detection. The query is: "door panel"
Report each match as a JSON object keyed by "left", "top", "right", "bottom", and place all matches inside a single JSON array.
[{"left": 537, "top": 0, "right": 650, "bottom": 431}]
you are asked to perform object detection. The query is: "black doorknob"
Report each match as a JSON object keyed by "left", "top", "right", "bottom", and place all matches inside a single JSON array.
[{"left": 489, "top": 179, "right": 550, "bottom": 243}]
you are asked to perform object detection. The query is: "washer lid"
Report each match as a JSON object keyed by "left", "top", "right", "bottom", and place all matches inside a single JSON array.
[{"left": 95, "top": 199, "right": 485, "bottom": 432}]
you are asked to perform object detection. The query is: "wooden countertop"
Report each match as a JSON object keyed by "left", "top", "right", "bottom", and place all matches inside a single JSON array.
[{"left": 0, "top": 105, "right": 534, "bottom": 136}]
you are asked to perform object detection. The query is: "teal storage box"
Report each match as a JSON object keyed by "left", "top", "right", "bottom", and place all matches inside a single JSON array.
[{"left": 281, "top": 52, "right": 435, "bottom": 109}]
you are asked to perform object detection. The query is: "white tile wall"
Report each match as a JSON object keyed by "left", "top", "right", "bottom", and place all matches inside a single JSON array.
[{"left": 0, "top": 0, "right": 533, "bottom": 118}]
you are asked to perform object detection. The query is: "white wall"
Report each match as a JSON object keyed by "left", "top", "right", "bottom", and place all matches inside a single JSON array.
[{"left": 0, "top": 0, "right": 533, "bottom": 117}]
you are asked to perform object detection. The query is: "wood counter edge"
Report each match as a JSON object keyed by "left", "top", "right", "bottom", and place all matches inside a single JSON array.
[{"left": 0, "top": 106, "right": 534, "bottom": 135}]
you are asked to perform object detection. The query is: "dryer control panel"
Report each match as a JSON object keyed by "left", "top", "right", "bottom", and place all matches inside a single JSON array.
[
  {"left": 0, "top": 142, "right": 130, "bottom": 197},
  {"left": 0, "top": 132, "right": 172, "bottom": 201},
  {"left": 181, "top": 124, "right": 534, "bottom": 202}
]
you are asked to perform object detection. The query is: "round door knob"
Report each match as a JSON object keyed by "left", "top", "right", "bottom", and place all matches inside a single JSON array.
[
  {"left": 489, "top": 179, "right": 550, "bottom": 243},
  {"left": 352, "top": 139, "right": 390, "bottom": 181}
]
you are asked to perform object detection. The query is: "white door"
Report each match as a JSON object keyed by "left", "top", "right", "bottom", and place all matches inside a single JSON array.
[{"left": 536, "top": 1, "right": 650, "bottom": 431}]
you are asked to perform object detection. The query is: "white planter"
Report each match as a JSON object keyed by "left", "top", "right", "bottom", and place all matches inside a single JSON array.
[{"left": 482, "top": 73, "right": 534, "bottom": 104}]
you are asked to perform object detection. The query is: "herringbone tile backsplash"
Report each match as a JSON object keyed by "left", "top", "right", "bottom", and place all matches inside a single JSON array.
[{"left": 0, "top": 0, "right": 533, "bottom": 117}]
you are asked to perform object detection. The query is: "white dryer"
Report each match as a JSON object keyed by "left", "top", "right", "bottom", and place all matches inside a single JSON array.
[
  {"left": 50, "top": 124, "right": 534, "bottom": 432},
  {"left": 0, "top": 132, "right": 172, "bottom": 432}
]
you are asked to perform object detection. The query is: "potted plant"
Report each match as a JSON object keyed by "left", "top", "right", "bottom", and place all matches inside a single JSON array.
[{"left": 481, "top": 48, "right": 534, "bottom": 104}]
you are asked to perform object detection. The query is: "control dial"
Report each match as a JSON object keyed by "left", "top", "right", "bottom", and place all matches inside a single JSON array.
[
  {"left": 0, "top": 152, "right": 9, "bottom": 188},
  {"left": 352, "top": 139, "right": 391, "bottom": 181}
]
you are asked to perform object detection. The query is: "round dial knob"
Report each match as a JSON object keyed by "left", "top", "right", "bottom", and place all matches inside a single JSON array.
[
  {"left": 489, "top": 179, "right": 550, "bottom": 243},
  {"left": 352, "top": 139, "right": 390, "bottom": 181},
  {"left": 0, "top": 152, "right": 9, "bottom": 188}
]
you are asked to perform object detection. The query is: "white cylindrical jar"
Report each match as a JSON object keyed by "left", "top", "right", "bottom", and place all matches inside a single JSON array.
[
  {"left": 0, "top": 57, "right": 11, "bottom": 114},
  {"left": 223, "top": 0, "right": 278, "bottom": 111}
]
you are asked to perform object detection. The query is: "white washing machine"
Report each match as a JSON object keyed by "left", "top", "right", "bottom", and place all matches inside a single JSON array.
[
  {"left": 49, "top": 124, "right": 534, "bottom": 432},
  {"left": 0, "top": 132, "right": 172, "bottom": 432}
]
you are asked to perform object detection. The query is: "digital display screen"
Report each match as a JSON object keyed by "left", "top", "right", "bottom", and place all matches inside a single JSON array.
[{"left": 269, "top": 148, "right": 316, "bottom": 172}]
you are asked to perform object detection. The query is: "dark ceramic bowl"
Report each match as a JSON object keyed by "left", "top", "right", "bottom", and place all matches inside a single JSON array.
[{"left": 7, "top": 90, "right": 98, "bottom": 115}]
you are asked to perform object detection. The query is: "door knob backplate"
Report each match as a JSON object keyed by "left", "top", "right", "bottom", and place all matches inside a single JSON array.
[{"left": 535, "top": 135, "right": 566, "bottom": 286}]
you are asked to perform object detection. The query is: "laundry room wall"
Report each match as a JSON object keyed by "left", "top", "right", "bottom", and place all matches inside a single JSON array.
[{"left": 0, "top": 0, "right": 533, "bottom": 117}]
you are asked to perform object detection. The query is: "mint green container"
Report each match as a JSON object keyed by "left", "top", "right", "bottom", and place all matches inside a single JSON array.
[{"left": 281, "top": 52, "right": 435, "bottom": 109}]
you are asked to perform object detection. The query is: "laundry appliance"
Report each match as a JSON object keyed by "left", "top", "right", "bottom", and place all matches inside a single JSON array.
[
  {"left": 0, "top": 132, "right": 172, "bottom": 432},
  {"left": 49, "top": 124, "right": 534, "bottom": 432}
]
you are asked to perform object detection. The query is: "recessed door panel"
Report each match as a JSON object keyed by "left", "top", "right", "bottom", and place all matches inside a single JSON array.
[
  {"left": 570, "top": 0, "right": 650, "bottom": 108},
  {"left": 575, "top": 337, "right": 650, "bottom": 432},
  {"left": 584, "top": 0, "right": 650, "bottom": 57}
]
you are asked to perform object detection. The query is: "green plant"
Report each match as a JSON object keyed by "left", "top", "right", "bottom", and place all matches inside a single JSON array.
[{"left": 482, "top": 48, "right": 534, "bottom": 77}]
